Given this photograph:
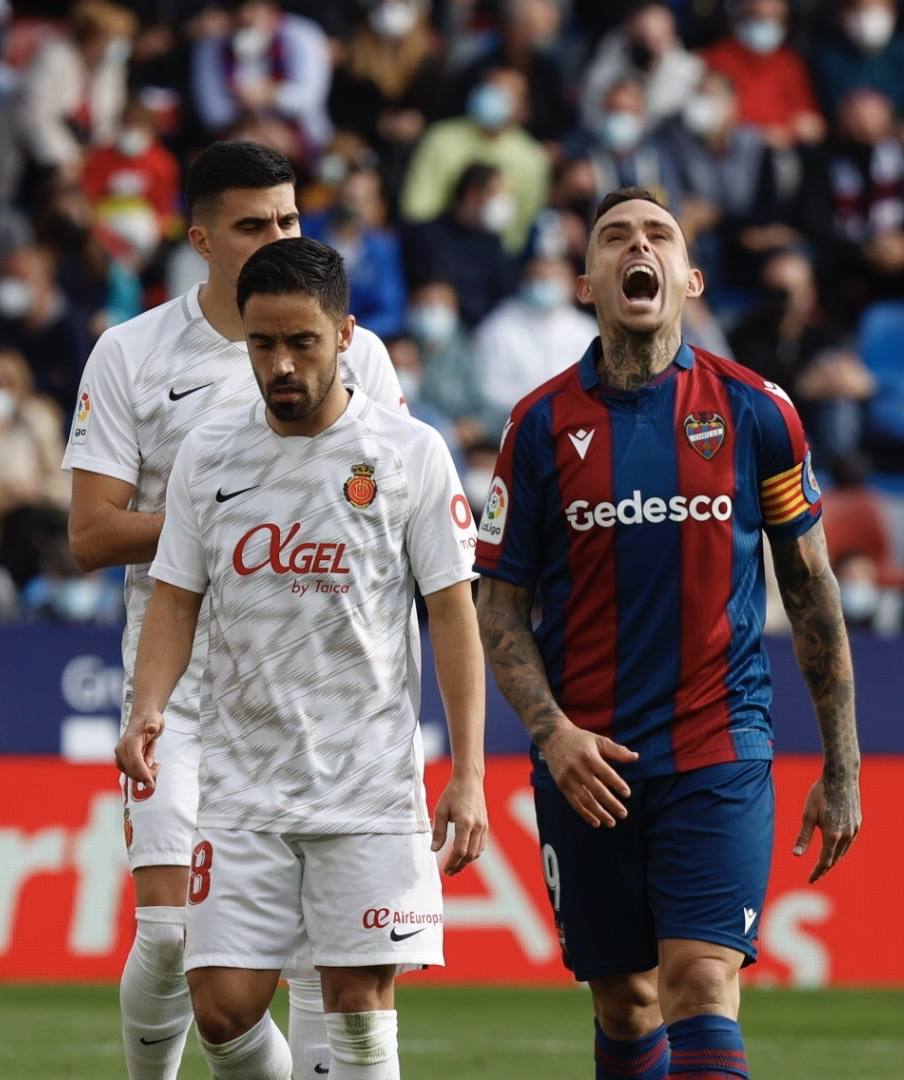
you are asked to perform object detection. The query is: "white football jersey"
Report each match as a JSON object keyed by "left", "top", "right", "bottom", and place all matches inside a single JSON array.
[
  {"left": 62, "top": 284, "right": 406, "bottom": 733},
  {"left": 151, "top": 391, "right": 477, "bottom": 834}
]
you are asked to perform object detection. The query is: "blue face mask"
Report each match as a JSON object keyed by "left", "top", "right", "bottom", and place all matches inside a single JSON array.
[
  {"left": 596, "top": 111, "right": 644, "bottom": 152},
  {"left": 521, "top": 278, "right": 569, "bottom": 312},
  {"left": 735, "top": 18, "right": 784, "bottom": 54},
  {"left": 467, "top": 84, "right": 513, "bottom": 130},
  {"left": 408, "top": 304, "right": 457, "bottom": 345}
]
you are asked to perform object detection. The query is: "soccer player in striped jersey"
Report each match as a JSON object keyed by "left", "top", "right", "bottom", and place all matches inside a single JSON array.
[
  {"left": 63, "top": 142, "right": 408, "bottom": 1080},
  {"left": 475, "top": 187, "right": 862, "bottom": 1080}
]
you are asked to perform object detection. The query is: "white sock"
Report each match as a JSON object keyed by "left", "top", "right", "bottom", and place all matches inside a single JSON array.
[
  {"left": 324, "top": 1011, "right": 399, "bottom": 1080},
  {"left": 287, "top": 977, "right": 330, "bottom": 1079},
  {"left": 120, "top": 906, "right": 193, "bottom": 1080},
  {"left": 199, "top": 1011, "right": 293, "bottom": 1079}
]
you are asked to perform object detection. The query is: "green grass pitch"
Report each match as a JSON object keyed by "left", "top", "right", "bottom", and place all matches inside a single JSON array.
[{"left": 2, "top": 985, "right": 903, "bottom": 1078}]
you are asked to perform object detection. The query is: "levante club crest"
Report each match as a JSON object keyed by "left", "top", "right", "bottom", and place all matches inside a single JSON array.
[
  {"left": 683, "top": 412, "right": 726, "bottom": 460},
  {"left": 343, "top": 462, "right": 378, "bottom": 508}
]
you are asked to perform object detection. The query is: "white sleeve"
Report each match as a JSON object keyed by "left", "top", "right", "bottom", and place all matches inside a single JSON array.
[
  {"left": 405, "top": 426, "right": 477, "bottom": 596},
  {"left": 61, "top": 330, "right": 140, "bottom": 485},
  {"left": 149, "top": 440, "right": 209, "bottom": 595},
  {"left": 345, "top": 327, "right": 409, "bottom": 414}
]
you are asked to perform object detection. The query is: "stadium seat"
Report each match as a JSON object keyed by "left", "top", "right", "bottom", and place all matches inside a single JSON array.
[{"left": 857, "top": 301, "right": 904, "bottom": 448}]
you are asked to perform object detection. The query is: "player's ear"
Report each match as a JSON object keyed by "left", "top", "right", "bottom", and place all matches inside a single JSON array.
[
  {"left": 188, "top": 223, "right": 213, "bottom": 264},
  {"left": 576, "top": 274, "right": 593, "bottom": 305},
  {"left": 337, "top": 313, "right": 356, "bottom": 352},
  {"left": 686, "top": 267, "right": 704, "bottom": 299}
]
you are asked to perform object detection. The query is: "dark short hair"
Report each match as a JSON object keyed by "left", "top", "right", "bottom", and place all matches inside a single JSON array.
[
  {"left": 592, "top": 186, "right": 668, "bottom": 226},
  {"left": 185, "top": 141, "right": 296, "bottom": 222},
  {"left": 236, "top": 237, "right": 349, "bottom": 322},
  {"left": 453, "top": 162, "right": 500, "bottom": 204}
]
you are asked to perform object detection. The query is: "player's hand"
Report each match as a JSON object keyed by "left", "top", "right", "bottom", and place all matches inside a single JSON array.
[
  {"left": 793, "top": 775, "right": 861, "bottom": 884},
  {"left": 431, "top": 774, "right": 488, "bottom": 876},
  {"left": 541, "top": 722, "right": 638, "bottom": 828},
  {"left": 114, "top": 712, "right": 165, "bottom": 788}
]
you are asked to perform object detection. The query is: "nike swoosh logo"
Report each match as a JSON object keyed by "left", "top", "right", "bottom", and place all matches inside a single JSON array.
[
  {"left": 169, "top": 383, "right": 213, "bottom": 401},
  {"left": 389, "top": 926, "right": 426, "bottom": 942},
  {"left": 216, "top": 485, "right": 259, "bottom": 503},
  {"left": 139, "top": 1032, "right": 183, "bottom": 1046},
  {"left": 314, "top": 1066, "right": 330, "bottom": 1075}
]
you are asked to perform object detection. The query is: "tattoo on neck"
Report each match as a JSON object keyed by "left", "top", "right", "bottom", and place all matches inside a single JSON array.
[{"left": 598, "top": 329, "right": 680, "bottom": 391}]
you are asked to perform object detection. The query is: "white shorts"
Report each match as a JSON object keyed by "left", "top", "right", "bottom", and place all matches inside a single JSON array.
[
  {"left": 184, "top": 828, "right": 444, "bottom": 975},
  {"left": 121, "top": 726, "right": 200, "bottom": 870}
]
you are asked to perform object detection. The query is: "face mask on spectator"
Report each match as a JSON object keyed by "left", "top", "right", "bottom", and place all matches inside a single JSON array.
[
  {"left": 396, "top": 368, "right": 422, "bottom": 403},
  {"left": 464, "top": 467, "right": 495, "bottom": 510},
  {"left": 0, "top": 278, "right": 33, "bottom": 319},
  {"left": 480, "top": 191, "right": 516, "bottom": 234},
  {"left": 521, "top": 277, "right": 569, "bottom": 311},
  {"left": 844, "top": 8, "right": 896, "bottom": 51},
  {"left": 369, "top": 1, "right": 418, "bottom": 39},
  {"left": 117, "top": 127, "right": 152, "bottom": 158},
  {"left": 596, "top": 111, "right": 644, "bottom": 152},
  {"left": 734, "top": 18, "right": 785, "bottom": 54},
  {"left": 233, "top": 25, "right": 272, "bottom": 57},
  {"left": 0, "top": 388, "right": 15, "bottom": 422},
  {"left": 408, "top": 304, "right": 457, "bottom": 345},
  {"left": 105, "top": 37, "right": 132, "bottom": 65},
  {"left": 840, "top": 580, "right": 880, "bottom": 623},
  {"left": 467, "top": 84, "right": 514, "bottom": 130},
  {"left": 318, "top": 153, "right": 348, "bottom": 184},
  {"left": 51, "top": 578, "right": 106, "bottom": 623},
  {"left": 683, "top": 95, "right": 729, "bottom": 136}
]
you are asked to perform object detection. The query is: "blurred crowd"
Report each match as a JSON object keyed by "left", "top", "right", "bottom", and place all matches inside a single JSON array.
[{"left": 0, "top": 0, "right": 903, "bottom": 631}]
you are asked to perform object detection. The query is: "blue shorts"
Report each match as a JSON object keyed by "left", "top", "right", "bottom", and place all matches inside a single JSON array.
[{"left": 532, "top": 759, "right": 774, "bottom": 981}]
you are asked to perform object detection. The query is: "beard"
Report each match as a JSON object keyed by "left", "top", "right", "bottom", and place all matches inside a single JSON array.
[{"left": 261, "top": 359, "right": 338, "bottom": 422}]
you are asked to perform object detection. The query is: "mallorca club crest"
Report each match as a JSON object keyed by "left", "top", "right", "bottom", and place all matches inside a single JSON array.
[
  {"left": 683, "top": 412, "right": 726, "bottom": 460},
  {"left": 343, "top": 462, "right": 378, "bottom": 508}
]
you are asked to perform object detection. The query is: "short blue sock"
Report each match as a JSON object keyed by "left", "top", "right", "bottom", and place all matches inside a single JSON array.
[
  {"left": 667, "top": 1014, "right": 748, "bottom": 1078},
  {"left": 595, "top": 1019, "right": 669, "bottom": 1079}
]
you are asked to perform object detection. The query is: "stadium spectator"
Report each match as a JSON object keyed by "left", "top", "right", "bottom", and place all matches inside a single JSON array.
[
  {"left": 191, "top": 0, "right": 333, "bottom": 157},
  {"left": 406, "top": 279, "right": 496, "bottom": 444},
  {"left": 81, "top": 98, "right": 182, "bottom": 239},
  {"left": 402, "top": 162, "right": 518, "bottom": 328},
  {"left": 700, "top": 0, "right": 826, "bottom": 148},
  {"left": 808, "top": 0, "right": 904, "bottom": 117},
  {"left": 304, "top": 166, "right": 407, "bottom": 339},
  {"left": 574, "top": 78, "right": 679, "bottom": 207},
  {"left": 455, "top": 0, "right": 572, "bottom": 143},
  {"left": 472, "top": 254, "right": 597, "bottom": 432},
  {"left": 580, "top": 1, "right": 703, "bottom": 133},
  {"left": 801, "top": 86, "right": 904, "bottom": 321},
  {"left": 525, "top": 155, "right": 598, "bottom": 274},
  {"left": 0, "top": 245, "right": 89, "bottom": 413},
  {"left": 730, "top": 248, "right": 875, "bottom": 466},
  {"left": 328, "top": 0, "right": 448, "bottom": 173},
  {"left": 19, "top": 0, "right": 137, "bottom": 177},
  {"left": 399, "top": 66, "right": 550, "bottom": 253}
]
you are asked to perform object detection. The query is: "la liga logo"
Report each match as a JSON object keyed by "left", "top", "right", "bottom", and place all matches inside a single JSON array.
[{"left": 72, "top": 387, "right": 92, "bottom": 444}]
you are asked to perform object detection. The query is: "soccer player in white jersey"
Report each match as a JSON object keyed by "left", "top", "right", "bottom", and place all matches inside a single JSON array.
[
  {"left": 63, "top": 142, "right": 408, "bottom": 1080},
  {"left": 115, "top": 236, "right": 487, "bottom": 1080}
]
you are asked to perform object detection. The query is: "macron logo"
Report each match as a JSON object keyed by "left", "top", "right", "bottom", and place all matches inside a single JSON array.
[
  {"left": 743, "top": 907, "right": 758, "bottom": 935},
  {"left": 567, "top": 428, "right": 595, "bottom": 460}
]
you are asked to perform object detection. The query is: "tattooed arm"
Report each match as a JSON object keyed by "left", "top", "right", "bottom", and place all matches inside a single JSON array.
[
  {"left": 770, "top": 520, "right": 861, "bottom": 882},
  {"left": 476, "top": 576, "right": 637, "bottom": 827}
]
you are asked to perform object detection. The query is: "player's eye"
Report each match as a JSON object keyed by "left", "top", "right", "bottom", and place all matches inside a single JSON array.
[{"left": 281, "top": 215, "right": 299, "bottom": 229}]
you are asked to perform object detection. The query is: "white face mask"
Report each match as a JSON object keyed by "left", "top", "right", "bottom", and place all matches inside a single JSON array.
[
  {"left": 369, "top": 1, "right": 418, "bottom": 39},
  {"left": 117, "top": 127, "right": 152, "bottom": 158},
  {"left": 0, "top": 388, "right": 16, "bottom": 422},
  {"left": 480, "top": 191, "right": 516, "bottom": 234},
  {"left": 233, "top": 25, "right": 272, "bottom": 58},
  {"left": 0, "top": 277, "right": 33, "bottom": 319},
  {"left": 683, "top": 94, "right": 730, "bottom": 136},
  {"left": 840, "top": 579, "right": 880, "bottom": 622},
  {"left": 407, "top": 303, "right": 457, "bottom": 345},
  {"left": 596, "top": 111, "right": 644, "bottom": 151},
  {"left": 844, "top": 7, "right": 896, "bottom": 52},
  {"left": 467, "top": 83, "right": 514, "bottom": 130},
  {"left": 521, "top": 277, "right": 569, "bottom": 312},
  {"left": 105, "top": 37, "right": 132, "bottom": 65},
  {"left": 735, "top": 17, "right": 785, "bottom": 54},
  {"left": 396, "top": 369, "right": 422, "bottom": 403}
]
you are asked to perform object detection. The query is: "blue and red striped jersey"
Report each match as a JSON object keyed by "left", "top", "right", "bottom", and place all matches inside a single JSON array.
[{"left": 474, "top": 340, "right": 822, "bottom": 778}]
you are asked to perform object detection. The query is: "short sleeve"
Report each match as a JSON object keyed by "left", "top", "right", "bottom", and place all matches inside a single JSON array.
[
  {"left": 61, "top": 330, "right": 140, "bottom": 484},
  {"left": 405, "top": 427, "right": 477, "bottom": 596},
  {"left": 753, "top": 380, "right": 822, "bottom": 543},
  {"left": 149, "top": 440, "right": 209, "bottom": 594},
  {"left": 474, "top": 403, "right": 545, "bottom": 585},
  {"left": 344, "top": 327, "right": 409, "bottom": 414}
]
